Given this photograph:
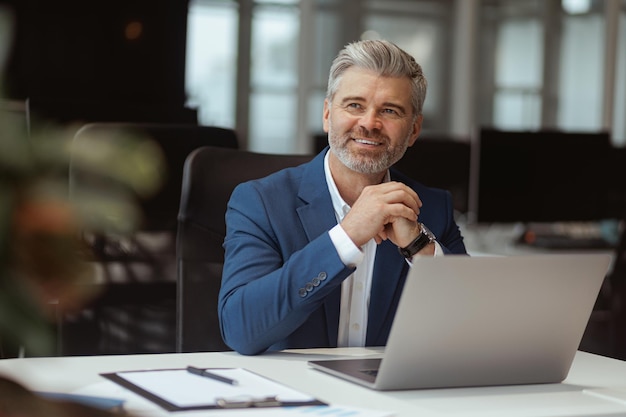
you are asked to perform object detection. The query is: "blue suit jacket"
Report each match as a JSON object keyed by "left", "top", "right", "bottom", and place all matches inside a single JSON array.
[{"left": 219, "top": 148, "right": 467, "bottom": 355}]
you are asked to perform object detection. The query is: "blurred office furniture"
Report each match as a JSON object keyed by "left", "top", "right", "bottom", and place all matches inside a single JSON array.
[
  {"left": 470, "top": 128, "right": 616, "bottom": 249},
  {"left": 0, "top": 100, "right": 30, "bottom": 358},
  {"left": 62, "top": 123, "right": 238, "bottom": 355},
  {"left": 392, "top": 137, "right": 471, "bottom": 215},
  {"left": 4, "top": 0, "right": 189, "bottom": 108},
  {"left": 606, "top": 221, "right": 626, "bottom": 359},
  {"left": 312, "top": 133, "right": 326, "bottom": 153},
  {"left": 467, "top": 128, "right": 626, "bottom": 360},
  {"left": 0, "top": 99, "right": 30, "bottom": 136},
  {"left": 607, "top": 147, "right": 626, "bottom": 221},
  {"left": 313, "top": 133, "right": 471, "bottom": 215},
  {"left": 27, "top": 99, "right": 198, "bottom": 129},
  {"left": 176, "top": 146, "right": 313, "bottom": 352},
  {"left": 579, "top": 220, "right": 626, "bottom": 360},
  {"left": 472, "top": 128, "right": 612, "bottom": 224}
]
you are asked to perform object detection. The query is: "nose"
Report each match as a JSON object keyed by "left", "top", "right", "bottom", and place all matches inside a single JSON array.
[{"left": 359, "top": 108, "right": 382, "bottom": 131}]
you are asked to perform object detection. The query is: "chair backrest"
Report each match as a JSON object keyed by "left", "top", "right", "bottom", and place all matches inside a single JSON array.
[
  {"left": 71, "top": 123, "right": 239, "bottom": 232},
  {"left": 176, "top": 146, "right": 313, "bottom": 352},
  {"left": 64, "top": 123, "right": 238, "bottom": 355}
]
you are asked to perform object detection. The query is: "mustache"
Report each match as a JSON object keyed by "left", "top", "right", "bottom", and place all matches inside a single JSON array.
[{"left": 350, "top": 127, "right": 389, "bottom": 143}]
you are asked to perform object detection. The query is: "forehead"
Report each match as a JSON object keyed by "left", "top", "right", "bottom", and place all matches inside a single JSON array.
[{"left": 334, "top": 67, "right": 413, "bottom": 106}]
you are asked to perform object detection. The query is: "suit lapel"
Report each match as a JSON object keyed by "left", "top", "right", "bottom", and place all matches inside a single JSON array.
[{"left": 296, "top": 149, "right": 336, "bottom": 242}]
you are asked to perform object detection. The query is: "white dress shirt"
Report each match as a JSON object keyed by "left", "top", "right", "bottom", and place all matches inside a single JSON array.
[{"left": 324, "top": 152, "right": 442, "bottom": 347}]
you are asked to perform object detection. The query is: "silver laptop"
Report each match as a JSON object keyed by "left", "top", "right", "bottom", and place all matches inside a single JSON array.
[{"left": 308, "top": 253, "right": 611, "bottom": 390}]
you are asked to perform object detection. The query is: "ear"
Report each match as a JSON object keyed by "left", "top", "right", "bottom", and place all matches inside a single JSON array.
[
  {"left": 407, "top": 114, "right": 423, "bottom": 147},
  {"left": 322, "top": 99, "right": 330, "bottom": 133}
]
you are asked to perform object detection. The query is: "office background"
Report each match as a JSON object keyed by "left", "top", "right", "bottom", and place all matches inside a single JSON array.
[
  {"left": 1, "top": 0, "right": 626, "bottom": 358},
  {"left": 1, "top": 0, "right": 626, "bottom": 153},
  {"left": 184, "top": 0, "right": 626, "bottom": 154}
]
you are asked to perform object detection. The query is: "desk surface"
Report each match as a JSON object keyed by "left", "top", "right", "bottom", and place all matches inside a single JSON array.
[{"left": 1, "top": 348, "right": 626, "bottom": 417}]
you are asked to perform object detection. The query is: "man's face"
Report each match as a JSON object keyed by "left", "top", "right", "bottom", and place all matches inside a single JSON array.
[{"left": 323, "top": 66, "right": 422, "bottom": 175}]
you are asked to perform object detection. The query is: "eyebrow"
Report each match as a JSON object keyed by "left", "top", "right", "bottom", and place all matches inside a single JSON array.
[{"left": 339, "top": 95, "right": 365, "bottom": 105}]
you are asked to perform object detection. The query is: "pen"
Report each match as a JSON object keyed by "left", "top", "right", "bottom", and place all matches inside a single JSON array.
[{"left": 186, "top": 366, "right": 239, "bottom": 386}]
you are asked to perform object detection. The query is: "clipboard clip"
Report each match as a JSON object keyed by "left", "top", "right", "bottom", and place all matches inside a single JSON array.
[{"left": 216, "top": 395, "right": 282, "bottom": 408}]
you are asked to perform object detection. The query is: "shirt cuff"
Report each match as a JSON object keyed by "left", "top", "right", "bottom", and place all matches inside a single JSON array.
[
  {"left": 433, "top": 241, "right": 443, "bottom": 256},
  {"left": 329, "top": 224, "right": 364, "bottom": 267}
]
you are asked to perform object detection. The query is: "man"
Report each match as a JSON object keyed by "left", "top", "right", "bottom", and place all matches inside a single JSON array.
[{"left": 219, "top": 39, "right": 467, "bottom": 355}]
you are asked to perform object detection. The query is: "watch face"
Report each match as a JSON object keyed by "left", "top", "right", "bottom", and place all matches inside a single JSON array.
[{"left": 420, "top": 223, "right": 435, "bottom": 240}]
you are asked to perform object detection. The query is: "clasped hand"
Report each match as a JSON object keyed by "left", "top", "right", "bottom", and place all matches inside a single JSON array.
[{"left": 341, "top": 181, "right": 422, "bottom": 248}]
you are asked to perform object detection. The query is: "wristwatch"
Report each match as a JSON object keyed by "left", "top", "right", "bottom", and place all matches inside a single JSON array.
[{"left": 398, "top": 223, "right": 436, "bottom": 259}]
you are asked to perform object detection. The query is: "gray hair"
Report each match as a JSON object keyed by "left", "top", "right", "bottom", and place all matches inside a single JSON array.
[{"left": 326, "top": 40, "right": 427, "bottom": 117}]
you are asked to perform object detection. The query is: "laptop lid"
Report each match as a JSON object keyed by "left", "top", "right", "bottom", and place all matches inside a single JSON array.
[{"left": 309, "top": 253, "right": 611, "bottom": 390}]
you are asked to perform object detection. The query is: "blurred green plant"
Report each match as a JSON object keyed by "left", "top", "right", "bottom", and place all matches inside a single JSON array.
[{"left": 0, "top": 6, "right": 165, "bottom": 357}]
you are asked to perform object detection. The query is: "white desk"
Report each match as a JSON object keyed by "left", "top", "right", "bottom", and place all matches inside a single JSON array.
[{"left": 2, "top": 348, "right": 626, "bottom": 417}]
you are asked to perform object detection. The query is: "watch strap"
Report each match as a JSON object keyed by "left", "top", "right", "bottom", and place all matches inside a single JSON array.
[{"left": 398, "top": 223, "right": 435, "bottom": 258}]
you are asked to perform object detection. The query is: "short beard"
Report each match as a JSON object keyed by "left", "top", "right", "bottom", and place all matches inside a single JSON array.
[{"left": 328, "top": 123, "right": 411, "bottom": 175}]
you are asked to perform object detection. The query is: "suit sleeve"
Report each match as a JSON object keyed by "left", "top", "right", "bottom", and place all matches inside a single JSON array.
[
  {"left": 434, "top": 190, "right": 467, "bottom": 255},
  {"left": 218, "top": 181, "right": 352, "bottom": 355}
]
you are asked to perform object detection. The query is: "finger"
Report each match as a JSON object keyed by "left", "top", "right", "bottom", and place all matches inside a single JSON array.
[
  {"left": 386, "top": 202, "right": 419, "bottom": 222},
  {"left": 382, "top": 185, "right": 422, "bottom": 213},
  {"left": 385, "top": 182, "right": 422, "bottom": 208}
]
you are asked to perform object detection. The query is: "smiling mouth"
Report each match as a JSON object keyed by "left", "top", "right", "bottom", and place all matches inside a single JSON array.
[{"left": 353, "top": 138, "right": 381, "bottom": 146}]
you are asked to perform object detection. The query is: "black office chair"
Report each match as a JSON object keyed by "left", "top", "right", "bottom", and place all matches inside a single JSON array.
[
  {"left": 63, "top": 123, "right": 238, "bottom": 355},
  {"left": 176, "top": 146, "right": 313, "bottom": 352},
  {"left": 576, "top": 218, "right": 626, "bottom": 360},
  {"left": 607, "top": 221, "right": 626, "bottom": 359}
]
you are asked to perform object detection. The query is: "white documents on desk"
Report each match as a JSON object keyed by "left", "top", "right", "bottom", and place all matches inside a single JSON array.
[
  {"left": 310, "top": 253, "right": 612, "bottom": 390},
  {"left": 101, "top": 367, "right": 323, "bottom": 411},
  {"left": 74, "top": 380, "right": 395, "bottom": 417}
]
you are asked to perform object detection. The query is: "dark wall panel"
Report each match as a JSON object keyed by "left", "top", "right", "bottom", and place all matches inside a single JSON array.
[{"left": 3, "top": 0, "right": 189, "bottom": 117}]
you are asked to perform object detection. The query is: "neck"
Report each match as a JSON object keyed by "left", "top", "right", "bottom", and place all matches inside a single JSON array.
[{"left": 328, "top": 152, "right": 386, "bottom": 206}]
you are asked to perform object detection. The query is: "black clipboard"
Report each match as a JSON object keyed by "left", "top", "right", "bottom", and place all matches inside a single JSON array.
[{"left": 100, "top": 367, "right": 325, "bottom": 411}]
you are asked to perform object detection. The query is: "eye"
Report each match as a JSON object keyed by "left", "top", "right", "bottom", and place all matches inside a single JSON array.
[
  {"left": 343, "top": 102, "right": 365, "bottom": 114},
  {"left": 382, "top": 108, "right": 398, "bottom": 115}
]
